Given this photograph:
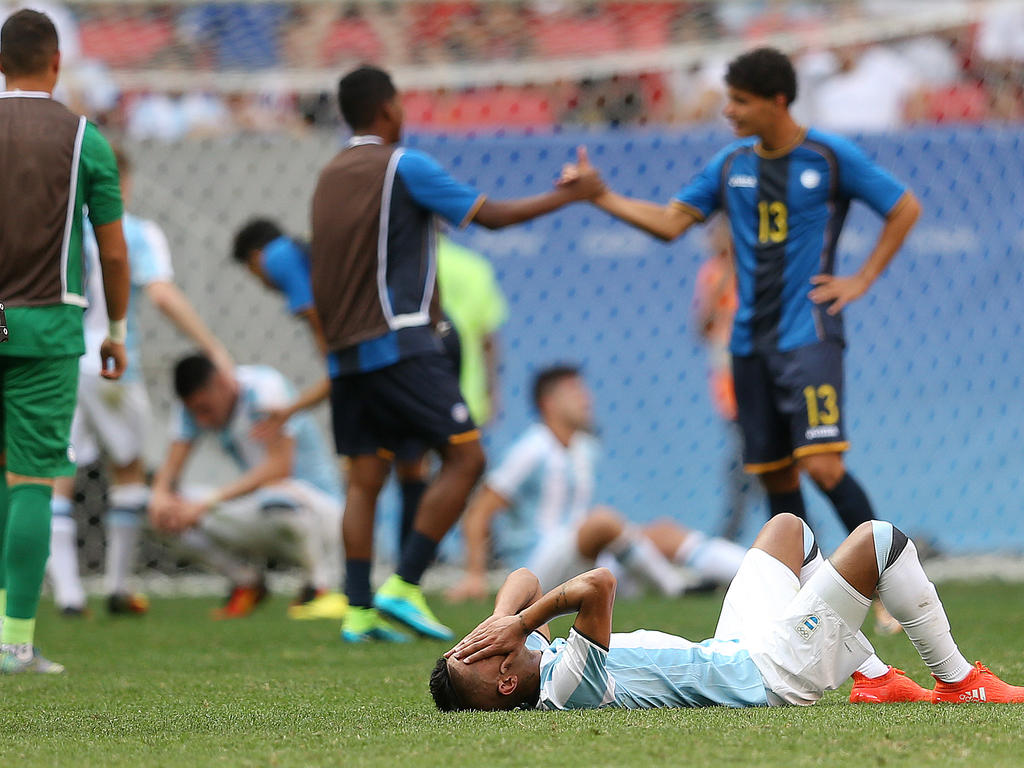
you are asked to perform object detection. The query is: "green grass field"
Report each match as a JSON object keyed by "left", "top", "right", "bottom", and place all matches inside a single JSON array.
[{"left": 2, "top": 582, "right": 1022, "bottom": 767}]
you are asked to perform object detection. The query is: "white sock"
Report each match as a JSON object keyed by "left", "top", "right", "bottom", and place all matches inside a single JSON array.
[
  {"left": 104, "top": 484, "right": 148, "bottom": 596},
  {"left": 610, "top": 531, "right": 686, "bottom": 597},
  {"left": 872, "top": 522, "right": 972, "bottom": 683},
  {"left": 178, "top": 528, "right": 261, "bottom": 586},
  {"left": 798, "top": 523, "right": 887, "bottom": 679},
  {"left": 674, "top": 531, "right": 747, "bottom": 585},
  {"left": 46, "top": 497, "right": 86, "bottom": 610}
]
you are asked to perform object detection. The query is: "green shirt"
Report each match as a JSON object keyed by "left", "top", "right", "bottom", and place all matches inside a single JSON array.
[
  {"left": 437, "top": 237, "right": 508, "bottom": 424},
  {"left": 0, "top": 112, "right": 122, "bottom": 358}
]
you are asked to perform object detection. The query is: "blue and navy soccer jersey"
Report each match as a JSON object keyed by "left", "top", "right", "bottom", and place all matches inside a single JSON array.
[
  {"left": 261, "top": 236, "right": 314, "bottom": 315},
  {"left": 315, "top": 139, "right": 485, "bottom": 376},
  {"left": 674, "top": 128, "right": 907, "bottom": 356},
  {"left": 534, "top": 628, "right": 769, "bottom": 710}
]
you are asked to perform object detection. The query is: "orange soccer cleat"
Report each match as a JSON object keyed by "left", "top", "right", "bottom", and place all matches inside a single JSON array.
[
  {"left": 849, "top": 666, "right": 932, "bottom": 703},
  {"left": 212, "top": 582, "right": 268, "bottom": 620},
  {"left": 932, "top": 662, "right": 1024, "bottom": 703}
]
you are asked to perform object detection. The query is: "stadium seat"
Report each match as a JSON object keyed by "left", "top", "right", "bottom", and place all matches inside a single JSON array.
[{"left": 79, "top": 18, "right": 175, "bottom": 67}]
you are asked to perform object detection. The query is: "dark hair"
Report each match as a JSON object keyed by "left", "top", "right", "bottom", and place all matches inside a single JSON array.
[
  {"left": 232, "top": 218, "right": 283, "bottom": 264},
  {"left": 337, "top": 66, "right": 397, "bottom": 131},
  {"left": 429, "top": 657, "right": 467, "bottom": 712},
  {"left": 0, "top": 9, "right": 58, "bottom": 78},
  {"left": 532, "top": 364, "right": 581, "bottom": 411},
  {"left": 725, "top": 47, "right": 797, "bottom": 105},
  {"left": 174, "top": 354, "right": 216, "bottom": 400}
]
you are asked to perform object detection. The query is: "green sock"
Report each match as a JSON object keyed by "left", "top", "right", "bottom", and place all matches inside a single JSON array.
[
  {"left": 1, "top": 483, "right": 53, "bottom": 647},
  {"left": 0, "top": 472, "right": 8, "bottom": 592}
]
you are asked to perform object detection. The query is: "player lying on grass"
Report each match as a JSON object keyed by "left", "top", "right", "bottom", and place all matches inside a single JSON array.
[{"left": 433, "top": 513, "right": 1024, "bottom": 710}]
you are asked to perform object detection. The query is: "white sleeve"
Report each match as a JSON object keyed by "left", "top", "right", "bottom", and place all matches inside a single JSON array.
[
  {"left": 248, "top": 369, "right": 299, "bottom": 436},
  {"left": 132, "top": 220, "right": 174, "bottom": 286},
  {"left": 486, "top": 433, "right": 544, "bottom": 502},
  {"left": 540, "top": 629, "right": 612, "bottom": 710}
]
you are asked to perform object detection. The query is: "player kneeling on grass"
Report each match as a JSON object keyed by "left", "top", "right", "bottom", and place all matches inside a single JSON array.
[
  {"left": 148, "top": 354, "right": 346, "bottom": 620},
  {"left": 433, "top": 514, "right": 1024, "bottom": 710}
]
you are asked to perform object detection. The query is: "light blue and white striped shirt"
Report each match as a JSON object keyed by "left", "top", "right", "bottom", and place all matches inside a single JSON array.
[
  {"left": 531, "top": 628, "right": 769, "bottom": 710},
  {"left": 487, "top": 424, "right": 599, "bottom": 567}
]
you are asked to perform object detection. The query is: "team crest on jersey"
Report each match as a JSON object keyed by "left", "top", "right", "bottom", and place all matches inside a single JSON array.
[
  {"left": 728, "top": 174, "right": 757, "bottom": 189},
  {"left": 800, "top": 169, "right": 822, "bottom": 189},
  {"left": 795, "top": 614, "right": 820, "bottom": 640},
  {"left": 451, "top": 403, "right": 469, "bottom": 423}
]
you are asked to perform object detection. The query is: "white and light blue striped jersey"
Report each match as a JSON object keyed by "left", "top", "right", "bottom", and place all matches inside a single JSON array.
[
  {"left": 82, "top": 213, "right": 174, "bottom": 381},
  {"left": 486, "top": 424, "right": 599, "bottom": 566},
  {"left": 534, "top": 628, "right": 769, "bottom": 710},
  {"left": 171, "top": 365, "right": 342, "bottom": 501}
]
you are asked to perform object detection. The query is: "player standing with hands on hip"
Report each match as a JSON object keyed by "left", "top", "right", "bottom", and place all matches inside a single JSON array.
[
  {"left": 0, "top": 10, "right": 130, "bottom": 673},
  {"left": 311, "top": 66, "right": 600, "bottom": 643},
  {"left": 563, "top": 47, "right": 921, "bottom": 634}
]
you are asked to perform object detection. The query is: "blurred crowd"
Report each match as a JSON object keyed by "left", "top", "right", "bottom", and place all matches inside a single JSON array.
[{"left": 3, "top": 0, "right": 1024, "bottom": 138}]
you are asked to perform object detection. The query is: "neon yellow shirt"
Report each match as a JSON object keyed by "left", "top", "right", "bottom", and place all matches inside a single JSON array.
[{"left": 437, "top": 237, "right": 507, "bottom": 425}]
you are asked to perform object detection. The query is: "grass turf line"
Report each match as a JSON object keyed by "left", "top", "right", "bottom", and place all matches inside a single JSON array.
[{"left": 1, "top": 581, "right": 1022, "bottom": 767}]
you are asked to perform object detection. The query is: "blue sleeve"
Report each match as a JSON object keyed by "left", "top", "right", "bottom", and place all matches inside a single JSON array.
[
  {"left": 396, "top": 149, "right": 485, "bottom": 227},
  {"left": 673, "top": 146, "right": 732, "bottom": 220},
  {"left": 832, "top": 137, "right": 907, "bottom": 216},
  {"left": 262, "top": 237, "right": 314, "bottom": 314}
]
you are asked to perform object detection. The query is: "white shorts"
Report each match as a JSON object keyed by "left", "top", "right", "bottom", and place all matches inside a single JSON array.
[
  {"left": 715, "top": 549, "right": 872, "bottom": 706},
  {"left": 70, "top": 376, "right": 150, "bottom": 467},
  {"left": 189, "top": 479, "right": 343, "bottom": 589},
  {"left": 524, "top": 524, "right": 591, "bottom": 592}
]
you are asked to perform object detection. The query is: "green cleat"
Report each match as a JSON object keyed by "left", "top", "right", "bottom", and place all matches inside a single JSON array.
[
  {"left": 0, "top": 644, "right": 65, "bottom": 675},
  {"left": 372, "top": 575, "right": 453, "bottom": 641},
  {"left": 341, "top": 606, "right": 410, "bottom": 643}
]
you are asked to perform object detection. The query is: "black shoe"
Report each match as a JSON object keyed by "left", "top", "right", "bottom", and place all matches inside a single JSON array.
[{"left": 107, "top": 593, "right": 150, "bottom": 615}]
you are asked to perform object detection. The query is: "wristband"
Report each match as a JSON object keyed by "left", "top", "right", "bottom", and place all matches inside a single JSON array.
[{"left": 107, "top": 318, "right": 127, "bottom": 344}]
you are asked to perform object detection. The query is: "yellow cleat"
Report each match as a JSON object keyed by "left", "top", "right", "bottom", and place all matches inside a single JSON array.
[{"left": 288, "top": 590, "right": 349, "bottom": 620}]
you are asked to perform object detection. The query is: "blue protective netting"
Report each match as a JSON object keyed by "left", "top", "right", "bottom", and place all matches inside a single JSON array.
[{"left": 403, "top": 126, "right": 1024, "bottom": 555}]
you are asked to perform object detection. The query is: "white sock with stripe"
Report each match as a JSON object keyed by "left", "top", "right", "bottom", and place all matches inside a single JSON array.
[
  {"left": 104, "top": 484, "right": 149, "bottom": 596},
  {"left": 673, "top": 531, "right": 746, "bottom": 585},
  {"left": 46, "top": 495, "right": 86, "bottom": 610},
  {"left": 610, "top": 531, "right": 686, "bottom": 597},
  {"left": 872, "top": 521, "right": 972, "bottom": 683}
]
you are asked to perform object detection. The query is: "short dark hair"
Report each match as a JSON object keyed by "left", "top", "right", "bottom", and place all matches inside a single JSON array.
[
  {"left": 725, "top": 47, "right": 797, "bottom": 105},
  {"left": 429, "top": 657, "right": 467, "bottom": 712},
  {"left": 337, "top": 66, "right": 397, "bottom": 131},
  {"left": 0, "top": 9, "right": 59, "bottom": 78},
  {"left": 174, "top": 353, "right": 216, "bottom": 400},
  {"left": 532, "top": 364, "right": 581, "bottom": 411},
  {"left": 232, "top": 218, "right": 282, "bottom": 264}
]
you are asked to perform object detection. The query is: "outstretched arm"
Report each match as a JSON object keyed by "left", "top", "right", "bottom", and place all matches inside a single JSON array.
[
  {"left": 809, "top": 190, "right": 922, "bottom": 315},
  {"left": 447, "top": 568, "right": 616, "bottom": 671},
  {"left": 146, "top": 280, "right": 234, "bottom": 374}
]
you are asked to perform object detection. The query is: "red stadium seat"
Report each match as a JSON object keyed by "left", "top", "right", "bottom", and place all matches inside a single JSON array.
[
  {"left": 923, "top": 84, "right": 990, "bottom": 123},
  {"left": 321, "top": 19, "right": 384, "bottom": 65},
  {"left": 79, "top": 18, "right": 174, "bottom": 67},
  {"left": 534, "top": 14, "right": 623, "bottom": 59},
  {"left": 608, "top": 3, "right": 675, "bottom": 49}
]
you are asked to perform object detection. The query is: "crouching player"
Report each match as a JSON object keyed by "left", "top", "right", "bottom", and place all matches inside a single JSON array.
[
  {"left": 148, "top": 354, "right": 346, "bottom": 619},
  {"left": 434, "top": 514, "right": 1024, "bottom": 710}
]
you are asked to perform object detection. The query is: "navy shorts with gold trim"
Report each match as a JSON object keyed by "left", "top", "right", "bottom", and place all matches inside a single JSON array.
[
  {"left": 732, "top": 339, "right": 849, "bottom": 474},
  {"left": 329, "top": 351, "right": 478, "bottom": 459}
]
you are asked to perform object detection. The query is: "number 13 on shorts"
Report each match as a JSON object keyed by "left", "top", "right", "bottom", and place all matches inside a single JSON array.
[{"left": 803, "top": 384, "right": 839, "bottom": 427}]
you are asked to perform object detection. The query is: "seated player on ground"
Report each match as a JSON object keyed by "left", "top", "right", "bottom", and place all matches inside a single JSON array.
[
  {"left": 432, "top": 514, "right": 1024, "bottom": 710},
  {"left": 148, "top": 354, "right": 346, "bottom": 620},
  {"left": 447, "top": 365, "right": 746, "bottom": 602}
]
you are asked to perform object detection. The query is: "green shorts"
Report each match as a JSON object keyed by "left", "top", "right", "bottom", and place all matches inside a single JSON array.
[{"left": 0, "top": 354, "right": 79, "bottom": 478}]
